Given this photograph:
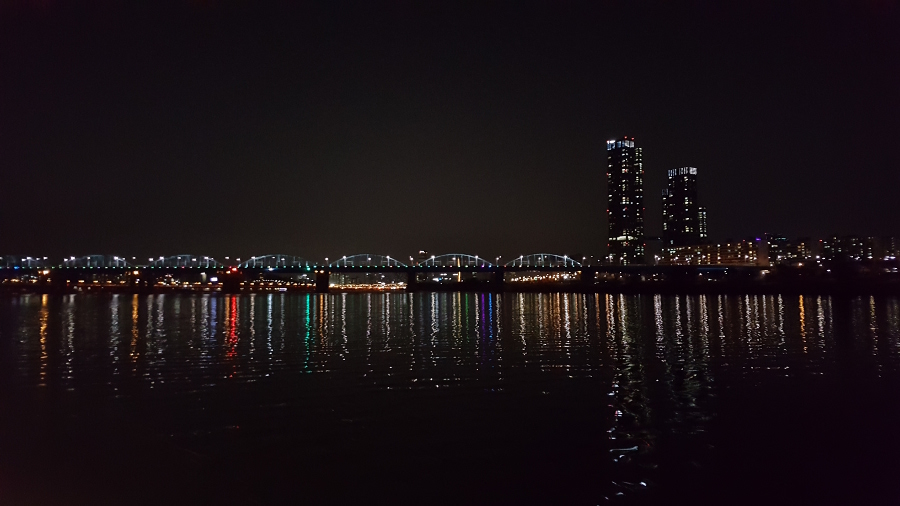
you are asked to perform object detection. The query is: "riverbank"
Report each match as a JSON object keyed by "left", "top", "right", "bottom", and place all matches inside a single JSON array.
[{"left": 2, "top": 279, "right": 899, "bottom": 295}]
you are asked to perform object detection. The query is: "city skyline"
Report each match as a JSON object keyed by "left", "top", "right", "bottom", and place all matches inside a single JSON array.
[
  {"left": 4, "top": 128, "right": 891, "bottom": 264},
  {"left": 2, "top": 4, "right": 899, "bottom": 504},
  {"left": 5, "top": 229, "right": 900, "bottom": 268},
  {"left": 1, "top": 3, "right": 898, "bottom": 261}
]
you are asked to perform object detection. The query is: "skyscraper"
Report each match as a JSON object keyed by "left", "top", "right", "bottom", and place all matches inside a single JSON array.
[
  {"left": 698, "top": 206, "right": 708, "bottom": 242},
  {"left": 662, "top": 167, "right": 704, "bottom": 247},
  {"left": 606, "top": 137, "right": 644, "bottom": 264}
]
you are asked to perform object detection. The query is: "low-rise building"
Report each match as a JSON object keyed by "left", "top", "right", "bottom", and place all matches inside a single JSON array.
[{"left": 660, "top": 239, "right": 760, "bottom": 266}]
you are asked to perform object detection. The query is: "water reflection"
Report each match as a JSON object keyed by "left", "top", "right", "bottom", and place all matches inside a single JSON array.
[
  {"left": 2, "top": 293, "right": 900, "bottom": 502},
  {"left": 6, "top": 292, "right": 899, "bottom": 392}
]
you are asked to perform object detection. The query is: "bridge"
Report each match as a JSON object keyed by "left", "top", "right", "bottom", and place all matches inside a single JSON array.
[{"left": 0, "top": 252, "right": 766, "bottom": 293}]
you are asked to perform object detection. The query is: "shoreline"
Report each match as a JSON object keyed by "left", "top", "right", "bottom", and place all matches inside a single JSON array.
[{"left": 2, "top": 281, "right": 899, "bottom": 296}]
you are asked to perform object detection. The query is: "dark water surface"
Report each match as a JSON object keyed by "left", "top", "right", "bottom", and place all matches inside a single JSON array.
[{"left": 1, "top": 293, "right": 900, "bottom": 505}]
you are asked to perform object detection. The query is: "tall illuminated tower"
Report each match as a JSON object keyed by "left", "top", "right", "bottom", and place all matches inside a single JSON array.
[
  {"left": 662, "top": 167, "right": 703, "bottom": 247},
  {"left": 606, "top": 137, "right": 644, "bottom": 264}
]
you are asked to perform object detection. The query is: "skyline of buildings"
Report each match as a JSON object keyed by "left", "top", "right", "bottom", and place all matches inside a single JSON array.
[
  {"left": 607, "top": 136, "right": 712, "bottom": 265},
  {"left": 1, "top": 133, "right": 897, "bottom": 268},
  {"left": 604, "top": 136, "right": 898, "bottom": 267},
  {"left": 659, "top": 234, "right": 900, "bottom": 266}
]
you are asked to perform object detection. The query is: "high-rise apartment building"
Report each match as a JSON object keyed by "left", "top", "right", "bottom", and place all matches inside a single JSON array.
[
  {"left": 698, "top": 206, "right": 708, "bottom": 242},
  {"left": 662, "top": 167, "right": 705, "bottom": 247},
  {"left": 606, "top": 137, "right": 644, "bottom": 264}
]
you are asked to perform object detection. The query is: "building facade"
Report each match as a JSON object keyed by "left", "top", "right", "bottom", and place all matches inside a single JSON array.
[
  {"left": 606, "top": 137, "right": 644, "bottom": 264},
  {"left": 662, "top": 167, "right": 703, "bottom": 247},
  {"left": 660, "top": 239, "right": 761, "bottom": 266},
  {"left": 765, "top": 234, "right": 789, "bottom": 265},
  {"left": 821, "top": 235, "right": 865, "bottom": 261}
]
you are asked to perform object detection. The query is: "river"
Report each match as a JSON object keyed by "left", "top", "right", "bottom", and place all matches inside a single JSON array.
[{"left": 1, "top": 293, "right": 898, "bottom": 504}]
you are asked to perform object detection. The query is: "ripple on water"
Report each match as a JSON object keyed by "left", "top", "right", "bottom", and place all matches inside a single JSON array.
[{"left": 1, "top": 293, "right": 900, "bottom": 504}]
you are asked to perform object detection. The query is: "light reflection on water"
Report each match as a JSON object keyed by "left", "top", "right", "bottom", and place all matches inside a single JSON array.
[{"left": 2, "top": 293, "right": 900, "bottom": 503}]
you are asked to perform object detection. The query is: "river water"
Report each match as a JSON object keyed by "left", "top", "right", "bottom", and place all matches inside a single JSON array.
[{"left": 1, "top": 293, "right": 899, "bottom": 505}]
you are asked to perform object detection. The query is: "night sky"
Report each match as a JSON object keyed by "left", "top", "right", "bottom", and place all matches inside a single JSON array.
[{"left": 2, "top": 1, "right": 898, "bottom": 262}]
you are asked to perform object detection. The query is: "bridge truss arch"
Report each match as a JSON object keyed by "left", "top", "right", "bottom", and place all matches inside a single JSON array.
[
  {"left": 148, "top": 255, "right": 223, "bottom": 268},
  {"left": 2, "top": 256, "right": 50, "bottom": 268},
  {"left": 329, "top": 254, "right": 407, "bottom": 267},
  {"left": 418, "top": 254, "right": 492, "bottom": 267},
  {"left": 505, "top": 253, "right": 581, "bottom": 268},
  {"left": 240, "top": 254, "right": 315, "bottom": 268},
  {"left": 64, "top": 255, "right": 133, "bottom": 268}
]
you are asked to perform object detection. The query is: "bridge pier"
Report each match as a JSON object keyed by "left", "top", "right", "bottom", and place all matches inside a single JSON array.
[
  {"left": 50, "top": 271, "right": 69, "bottom": 293},
  {"left": 405, "top": 269, "right": 419, "bottom": 292},
  {"left": 132, "top": 268, "right": 145, "bottom": 291},
  {"left": 580, "top": 268, "right": 596, "bottom": 290},
  {"left": 315, "top": 270, "right": 330, "bottom": 293},
  {"left": 491, "top": 270, "right": 505, "bottom": 292},
  {"left": 221, "top": 269, "right": 244, "bottom": 293}
]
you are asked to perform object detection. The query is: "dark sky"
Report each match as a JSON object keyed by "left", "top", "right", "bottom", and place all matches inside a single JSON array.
[{"left": 2, "top": 1, "right": 898, "bottom": 263}]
